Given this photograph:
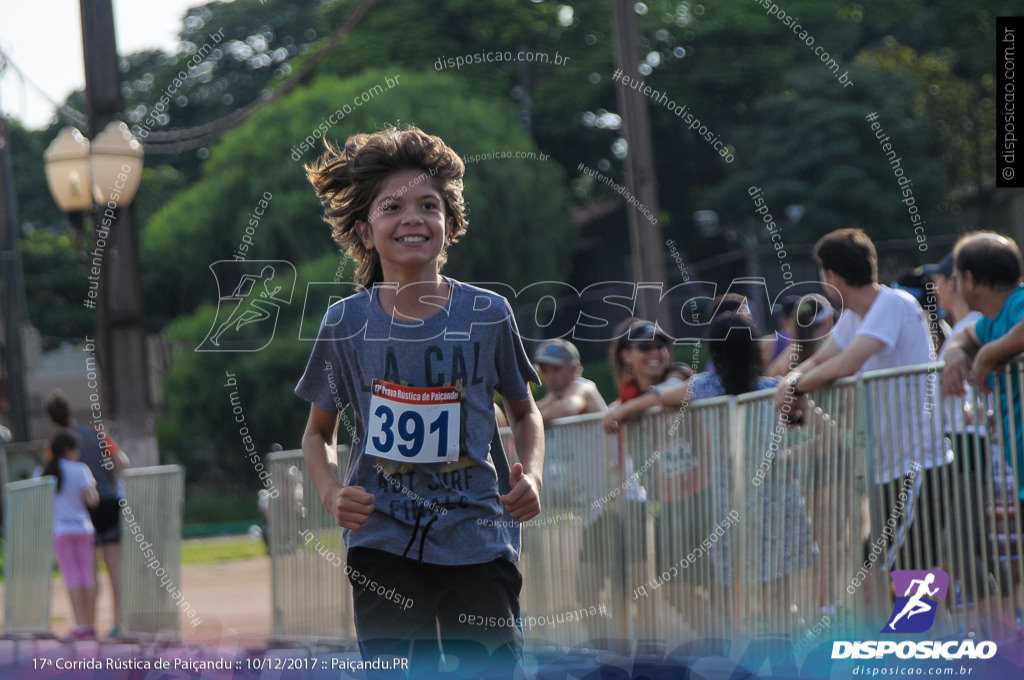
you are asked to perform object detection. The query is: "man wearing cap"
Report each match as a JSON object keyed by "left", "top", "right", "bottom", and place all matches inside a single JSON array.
[
  {"left": 533, "top": 339, "right": 607, "bottom": 422},
  {"left": 926, "top": 253, "right": 982, "bottom": 361}
]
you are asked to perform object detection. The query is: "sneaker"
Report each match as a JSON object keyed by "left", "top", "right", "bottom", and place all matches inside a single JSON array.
[
  {"left": 107, "top": 625, "right": 121, "bottom": 639},
  {"left": 71, "top": 626, "right": 95, "bottom": 640}
]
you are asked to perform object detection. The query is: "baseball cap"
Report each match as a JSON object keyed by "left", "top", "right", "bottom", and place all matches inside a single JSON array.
[
  {"left": 534, "top": 339, "right": 580, "bottom": 367},
  {"left": 920, "top": 253, "right": 954, "bottom": 278}
]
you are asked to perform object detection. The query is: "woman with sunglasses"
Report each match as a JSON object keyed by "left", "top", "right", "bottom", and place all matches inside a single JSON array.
[{"left": 602, "top": 319, "right": 692, "bottom": 434}]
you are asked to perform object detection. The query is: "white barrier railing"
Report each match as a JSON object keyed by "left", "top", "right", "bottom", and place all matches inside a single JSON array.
[
  {"left": 3, "top": 477, "right": 55, "bottom": 637},
  {"left": 265, "top": 448, "right": 356, "bottom": 646},
  {"left": 120, "top": 465, "right": 185, "bottom": 638},
  {"left": 264, "top": 360, "right": 1024, "bottom": 653}
]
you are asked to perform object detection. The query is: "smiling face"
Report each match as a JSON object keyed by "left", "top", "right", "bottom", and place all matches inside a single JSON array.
[
  {"left": 355, "top": 169, "right": 453, "bottom": 282},
  {"left": 619, "top": 338, "right": 671, "bottom": 387}
]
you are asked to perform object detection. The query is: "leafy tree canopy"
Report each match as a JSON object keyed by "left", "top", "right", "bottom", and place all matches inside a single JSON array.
[{"left": 140, "top": 68, "right": 572, "bottom": 329}]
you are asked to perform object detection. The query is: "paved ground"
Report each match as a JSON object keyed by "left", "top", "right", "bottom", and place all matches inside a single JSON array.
[{"left": 9, "top": 555, "right": 273, "bottom": 646}]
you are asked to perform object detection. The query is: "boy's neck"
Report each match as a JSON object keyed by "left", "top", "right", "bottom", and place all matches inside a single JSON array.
[{"left": 376, "top": 272, "right": 451, "bottom": 321}]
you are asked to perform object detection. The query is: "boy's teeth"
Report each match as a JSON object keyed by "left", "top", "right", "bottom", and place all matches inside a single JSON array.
[{"left": 399, "top": 236, "right": 427, "bottom": 242}]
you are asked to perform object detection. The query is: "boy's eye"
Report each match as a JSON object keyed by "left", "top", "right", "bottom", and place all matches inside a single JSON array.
[{"left": 421, "top": 201, "right": 438, "bottom": 210}]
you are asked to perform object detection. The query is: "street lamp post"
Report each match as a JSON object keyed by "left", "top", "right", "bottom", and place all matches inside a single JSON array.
[{"left": 41, "top": 0, "right": 157, "bottom": 467}]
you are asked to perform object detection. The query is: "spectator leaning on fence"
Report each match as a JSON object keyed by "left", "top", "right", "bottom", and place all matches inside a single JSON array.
[
  {"left": 929, "top": 247, "right": 1011, "bottom": 622},
  {"left": 602, "top": 319, "right": 692, "bottom": 434},
  {"left": 773, "top": 228, "right": 943, "bottom": 567},
  {"left": 941, "top": 232, "right": 1024, "bottom": 507},
  {"left": 693, "top": 310, "right": 818, "bottom": 625},
  {"left": 927, "top": 253, "right": 982, "bottom": 361},
  {"left": 533, "top": 339, "right": 606, "bottom": 423},
  {"left": 296, "top": 126, "right": 543, "bottom": 679}
]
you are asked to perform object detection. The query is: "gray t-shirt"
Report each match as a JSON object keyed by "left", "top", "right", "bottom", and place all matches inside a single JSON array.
[{"left": 295, "top": 278, "right": 539, "bottom": 565}]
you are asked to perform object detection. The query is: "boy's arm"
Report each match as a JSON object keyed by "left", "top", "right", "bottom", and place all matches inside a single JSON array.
[
  {"left": 795, "top": 335, "right": 885, "bottom": 392},
  {"left": 301, "top": 402, "right": 374, "bottom": 530},
  {"left": 501, "top": 395, "right": 544, "bottom": 521},
  {"left": 774, "top": 335, "right": 878, "bottom": 410}
]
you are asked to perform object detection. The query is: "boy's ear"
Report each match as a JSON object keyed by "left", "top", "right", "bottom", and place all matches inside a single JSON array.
[{"left": 355, "top": 220, "right": 374, "bottom": 250}]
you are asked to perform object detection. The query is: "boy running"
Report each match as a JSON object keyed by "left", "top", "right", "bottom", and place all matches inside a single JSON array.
[{"left": 296, "top": 126, "right": 544, "bottom": 678}]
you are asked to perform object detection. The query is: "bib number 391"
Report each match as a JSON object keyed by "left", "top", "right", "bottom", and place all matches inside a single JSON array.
[{"left": 366, "top": 379, "right": 461, "bottom": 464}]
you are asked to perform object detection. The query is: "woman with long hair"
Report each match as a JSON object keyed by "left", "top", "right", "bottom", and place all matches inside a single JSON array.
[
  {"left": 38, "top": 430, "right": 99, "bottom": 639},
  {"left": 689, "top": 310, "right": 818, "bottom": 629},
  {"left": 602, "top": 318, "right": 692, "bottom": 434}
]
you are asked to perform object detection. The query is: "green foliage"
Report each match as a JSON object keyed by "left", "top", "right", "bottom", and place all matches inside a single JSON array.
[
  {"left": 158, "top": 255, "right": 339, "bottom": 485},
  {"left": 120, "top": 0, "right": 328, "bottom": 178},
  {"left": 141, "top": 68, "right": 572, "bottom": 329},
  {"left": 705, "top": 64, "right": 950, "bottom": 251},
  {"left": 19, "top": 230, "right": 93, "bottom": 342},
  {"left": 6, "top": 119, "right": 65, "bottom": 232},
  {"left": 180, "top": 535, "right": 267, "bottom": 564},
  {"left": 182, "top": 486, "right": 261, "bottom": 526}
]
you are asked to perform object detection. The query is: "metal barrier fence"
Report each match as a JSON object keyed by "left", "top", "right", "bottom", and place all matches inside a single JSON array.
[
  {"left": 855, "top": 363, "right": 1024, "bottom": 639},
  {"left": 2, "top": 477, "right": 55, "bottom": 637},
  {"left": 266, "top": 447, "right": 356, "bottom": 646},
  {"left": 266, "top": 360, "right": 1024, "bottom": 653},
  {"left": 516, "top": 413, "right": 616, "bottom": 648},
  {"left": 120, "top": 465, "right": 184, "bottom": 638}
]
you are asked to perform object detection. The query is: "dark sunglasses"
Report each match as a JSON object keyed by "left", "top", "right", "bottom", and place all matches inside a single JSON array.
[{"left": 628, "top": 340, "right": 668, "bottom": 352}]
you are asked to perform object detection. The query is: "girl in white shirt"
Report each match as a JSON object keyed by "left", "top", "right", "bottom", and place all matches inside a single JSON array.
[{"left": 40, "top": 431, "right": 99, "bottom": 639}]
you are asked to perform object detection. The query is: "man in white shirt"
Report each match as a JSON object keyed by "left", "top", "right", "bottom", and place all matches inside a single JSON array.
[{"left": 773, "top": 228, "right": 942, "bottom": 569}]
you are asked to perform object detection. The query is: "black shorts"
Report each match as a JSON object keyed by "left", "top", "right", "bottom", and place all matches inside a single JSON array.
[
  {"left": 89, "top": 498, "right": 122, "bottom": 545},
  {"left": 346, "top": 547, "right": 523, "bottom": 679}
]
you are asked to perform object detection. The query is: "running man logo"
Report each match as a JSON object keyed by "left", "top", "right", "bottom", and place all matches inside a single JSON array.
[
  {"left": 882, "top": 569, "right": 949, "bottom": 634},
  {"left": 197, "top": 260, "right": 296, "bottom": 352}
]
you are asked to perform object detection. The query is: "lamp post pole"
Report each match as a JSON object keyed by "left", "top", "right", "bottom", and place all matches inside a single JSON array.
[{"left": 80, "top": 0, "right": 157, "bottom": 466}]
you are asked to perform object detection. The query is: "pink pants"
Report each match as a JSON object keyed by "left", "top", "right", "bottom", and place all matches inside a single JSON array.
[{"left": 54, "top": 533, "right": 94, "bottom": 588}]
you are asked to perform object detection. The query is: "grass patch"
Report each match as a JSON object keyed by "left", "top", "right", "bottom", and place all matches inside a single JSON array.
[
  {"left": 180, "top": 535, "right": 267, "bottom": 564},
  {"left": 184, "top": 484, "right": 261, "bottom": 525}
]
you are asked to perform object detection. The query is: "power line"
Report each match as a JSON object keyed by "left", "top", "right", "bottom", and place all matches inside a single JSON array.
[
  {"left": 0, "top": 0, "right": 377, "bottom": 154},
  {"left": 0, "top": 45, "right": 89, "bottom": 129}
]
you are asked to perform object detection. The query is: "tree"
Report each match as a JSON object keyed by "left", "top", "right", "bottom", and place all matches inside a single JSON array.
[
  {"left": 703, "top": 64, "right": 949, "bottom": 268},
  {"left": 140, "top": 68, "right": 572, "bottom": 329},
  {"left": 157, "top": 255, "right": 338, "bottom": 486}
]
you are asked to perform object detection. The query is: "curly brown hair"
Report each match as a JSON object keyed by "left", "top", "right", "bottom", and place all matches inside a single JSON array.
[{"left": 305, "top": 125, "right": 468, "bottom": 288}]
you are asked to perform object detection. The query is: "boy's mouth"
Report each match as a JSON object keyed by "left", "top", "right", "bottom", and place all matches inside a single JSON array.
[{"left": 397, "top": 235, "right": 429, "bottom": 243}]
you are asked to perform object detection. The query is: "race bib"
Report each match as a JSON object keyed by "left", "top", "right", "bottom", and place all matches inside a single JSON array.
[{"left": 365, "top": 379, "right": 461, "bottom": 464}]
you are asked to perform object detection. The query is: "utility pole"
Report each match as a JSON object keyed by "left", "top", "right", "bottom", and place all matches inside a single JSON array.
[
  {"left": 609, "top": 0, "right": 670, "bottom": 326},
  {"left": 0, "top": 115, "right": 29, "bottom": 442},
  {"left": 80, "top": 0, "right": 157, "bottom": 466}
]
